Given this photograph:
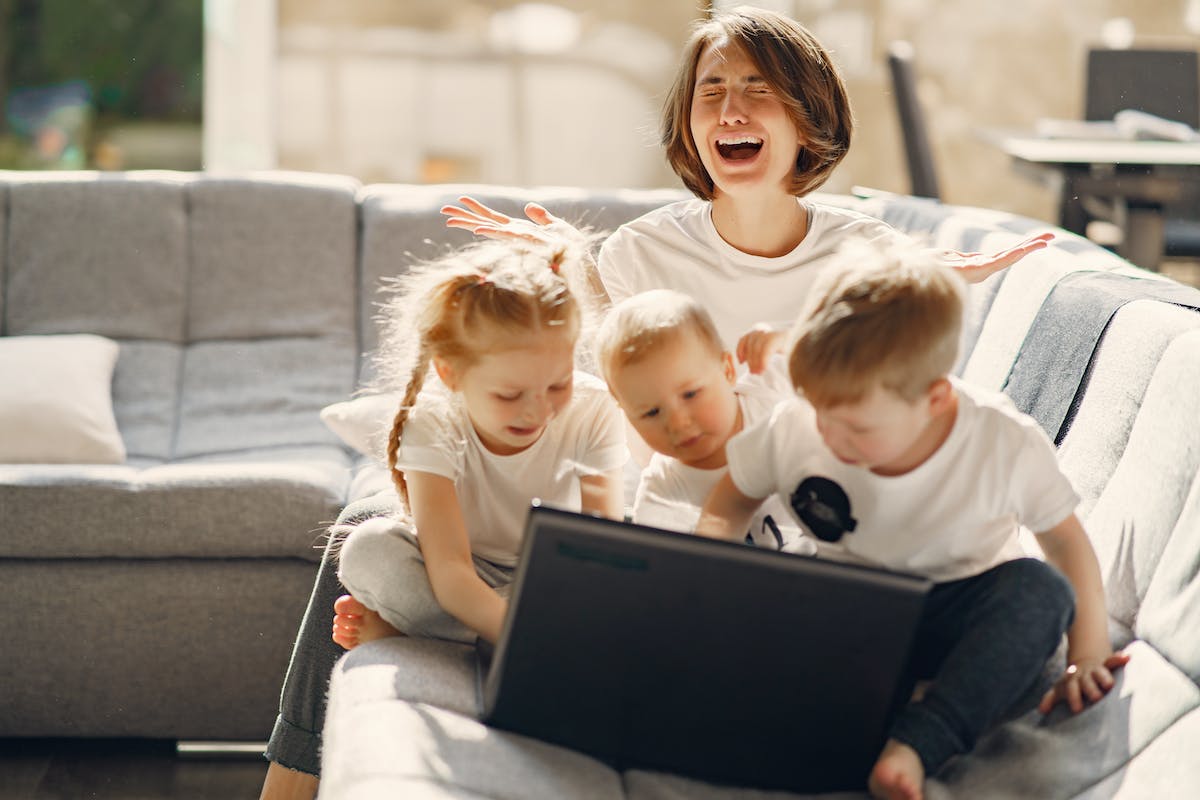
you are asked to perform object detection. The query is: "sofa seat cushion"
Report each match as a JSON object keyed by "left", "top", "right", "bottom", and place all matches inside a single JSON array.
[
  {"left": 1070, "top": 704, "right": 1200, "bottom": 799},
  {"left": 323, "top": 638, "right": 625, "bottom": 800},
  {"left": 322, "top": 640, "right": 1196, "bottom": 800},
  {"left": 0, "top": 445, "right": 350, "bottom": 561},
  {"left": 928, "top": 640, "right": 1198, "bottom": 799}
]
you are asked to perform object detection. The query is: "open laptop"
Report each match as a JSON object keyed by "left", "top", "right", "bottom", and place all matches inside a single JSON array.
[{"left": 477, "top": 503, "right": 931, "bottom": 793}]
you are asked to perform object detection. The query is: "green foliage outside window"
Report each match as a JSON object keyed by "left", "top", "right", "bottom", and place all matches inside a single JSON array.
[{"left": 0, "top": 0, "right": 202, "bottom": 169}]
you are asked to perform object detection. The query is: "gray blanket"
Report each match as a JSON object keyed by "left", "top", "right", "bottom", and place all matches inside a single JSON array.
[{"left": 1003, "top": 271, "right": 1200, "bottom": 444}]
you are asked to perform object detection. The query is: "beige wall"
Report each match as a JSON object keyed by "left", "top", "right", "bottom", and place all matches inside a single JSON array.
[
  {"left": 265, "top": 0, "right": 1199, "bottom": 226},
  {"left": 851, "top": 0, "right": 1199, "bottom": 222}
]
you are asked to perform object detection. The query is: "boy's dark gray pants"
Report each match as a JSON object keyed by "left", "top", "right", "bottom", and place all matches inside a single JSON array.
[
  {"left": 265, "top": 491, "right": 401, "bottom": 776},
  {"left": 891, "top": 557, "right": 1076, "bottom": 774}
]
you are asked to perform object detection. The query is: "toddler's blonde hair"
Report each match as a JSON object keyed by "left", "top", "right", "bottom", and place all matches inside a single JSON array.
[
  {"left": 788, "top": 242, "right": 965, "bottom": 407},
  {"left": 594, "top": 289, "right": 725, "bottom": 387}
]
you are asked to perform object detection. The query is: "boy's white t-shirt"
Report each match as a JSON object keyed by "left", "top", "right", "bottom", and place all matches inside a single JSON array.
[
  {"left": 726, "top": 378, "right": 1080, "bottom": 582},
  {"left": 632, "top": 364, "right": 815, "bottom": 554},
  {"left": 395, "top": 371, "right": 627, "bottom": 566},
  {"left": 597, "top": 198, "right": 911, "bottom": 349}
]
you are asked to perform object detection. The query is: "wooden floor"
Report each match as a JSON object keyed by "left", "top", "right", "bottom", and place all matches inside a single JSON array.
[{"left": 0, "top": 739, "right": 268, "bottom": 800}]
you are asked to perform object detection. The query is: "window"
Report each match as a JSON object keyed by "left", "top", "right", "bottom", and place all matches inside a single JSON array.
[{"left": 0, "top": 0, "right": 203, "bottom": 170}]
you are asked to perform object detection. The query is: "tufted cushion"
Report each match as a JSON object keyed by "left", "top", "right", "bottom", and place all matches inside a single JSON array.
[{"left": 323, "top": 638, "right": 624, "bottom": 800}]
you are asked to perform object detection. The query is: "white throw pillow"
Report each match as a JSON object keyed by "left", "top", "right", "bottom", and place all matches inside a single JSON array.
[
  {"left": 0, "top": 333, "right": 127, "bottom": 464},
  {"left": 320, "top": 393, "right": 402, "bottom": 462}
]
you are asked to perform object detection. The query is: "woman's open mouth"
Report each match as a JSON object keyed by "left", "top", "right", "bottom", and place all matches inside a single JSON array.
[{"left": 716, "top": 135, "right": 763, "bottom": 161}]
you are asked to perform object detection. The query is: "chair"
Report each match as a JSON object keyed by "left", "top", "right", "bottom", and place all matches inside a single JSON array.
[
  {"left": 886, "top": 41, "right": 941, "bottom": 200},
  {"left": 1083, "top": 47, "right": 1200, "bottom": 260}
]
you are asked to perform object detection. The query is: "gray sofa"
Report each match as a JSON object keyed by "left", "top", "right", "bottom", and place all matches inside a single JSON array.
[
  {"left": 317, "top": 191, "right": 1200, "bottom": 798},
  {"left": 4, "top": 173, "right": 1199, "bottom": 798},
  {"left": 0, "top": 171, "right": 678, "bottom": 741},
  {"left": 0, "top": 170, "right": 362, "bottom": 739}
]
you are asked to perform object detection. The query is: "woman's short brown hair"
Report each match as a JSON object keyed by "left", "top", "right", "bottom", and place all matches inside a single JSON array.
[{"left": 662, "top": 6, "right": 853, "bottom": 201}]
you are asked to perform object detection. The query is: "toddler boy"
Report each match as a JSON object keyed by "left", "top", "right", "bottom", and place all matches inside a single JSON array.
[
  {"left": 696, "top": 242, "right": 1128, "bottom": 800},
  {"left": 595, "top": 289, "right": 811, "bottom": 553}
]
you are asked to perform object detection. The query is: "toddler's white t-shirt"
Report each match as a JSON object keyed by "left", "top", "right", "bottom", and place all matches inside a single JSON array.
[{"left": 633, "top": 364, "right": 815, "bottom": 554}]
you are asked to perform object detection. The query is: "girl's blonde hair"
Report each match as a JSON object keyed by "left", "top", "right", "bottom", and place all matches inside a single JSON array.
[
  {"left": 369, "top": 238, "right": 599, "bottom": 513},
  {"left": 787, "top": 242, "right": 966, "bottom": 408},
  {"left": 661, "top": 6, "right": 853, "bottom": 201},
  {"left": 594, "top": 289, "right": 725, "bottom": 385}
]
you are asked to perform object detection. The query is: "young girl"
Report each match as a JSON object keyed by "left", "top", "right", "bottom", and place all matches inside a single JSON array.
[{"left": 335, "top": 238, "right": 626, "bottom": 648}]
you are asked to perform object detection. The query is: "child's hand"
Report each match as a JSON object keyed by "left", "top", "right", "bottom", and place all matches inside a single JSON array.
[
  {"left": 940, "top": 232, "right": 1054, "bottom": 283},
  {"left": 1038, "top": 651, "right": 1131, "bottom": 714},
  {"left": 441, "top": 195, "right": 574, "bottom": 248},
  {"left": 736, "top": 324, "right": 785, "bottom": 374}
]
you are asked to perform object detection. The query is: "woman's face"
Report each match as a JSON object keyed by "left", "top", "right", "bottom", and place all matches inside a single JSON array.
[{"left": 689, "top": 41, "right": 803, "bottom": 200}]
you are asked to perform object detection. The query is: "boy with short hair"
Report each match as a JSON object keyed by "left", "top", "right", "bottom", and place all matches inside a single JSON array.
[
  {"left": 595, "top": 289, "right": 811, "bottom": 553},
  {"left": 696, "top": 242, "right": 1129, "bottom": 800}
]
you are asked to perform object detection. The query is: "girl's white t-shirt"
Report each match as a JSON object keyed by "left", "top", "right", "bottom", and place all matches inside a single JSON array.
[
  {"left": 727, "top": 378, "right": 1080, "bottom": 582},
  {"left": 597, "top": 198, "right": 911, "bottom": 349},
  {"left": 395, "top": 371, "right": 627, "bottom": 566}
]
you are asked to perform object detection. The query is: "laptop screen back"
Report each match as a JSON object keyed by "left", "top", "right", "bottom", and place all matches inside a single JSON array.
[{"left": 481, "top": 505, "right": 931, "bottom": 793}]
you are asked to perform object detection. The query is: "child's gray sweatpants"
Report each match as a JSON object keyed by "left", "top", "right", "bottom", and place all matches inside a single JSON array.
[{"left": 337, "top": 515, "right": 514, "bottom": 644}]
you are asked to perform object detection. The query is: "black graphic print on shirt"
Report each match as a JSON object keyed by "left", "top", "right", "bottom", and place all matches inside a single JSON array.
[{"left": 790, "top": 476, "right": 857, "bottom": 542}]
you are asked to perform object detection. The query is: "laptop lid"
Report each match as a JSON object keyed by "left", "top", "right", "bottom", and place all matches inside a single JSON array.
[{"left": 480, "top": 503, "right": 931, "bottom": 793}]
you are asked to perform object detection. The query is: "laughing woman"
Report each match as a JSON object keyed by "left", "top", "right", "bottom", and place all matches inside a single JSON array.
[{"left": 444, "top": 8, "right": 1048, "bottom": 371}]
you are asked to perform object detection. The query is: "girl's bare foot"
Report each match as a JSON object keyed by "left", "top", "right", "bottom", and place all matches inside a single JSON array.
[
  {"left": 332, "top": 594, "right": 400, "bottom": 649},
  {"left": 258, "top": 761, "right": 318, "bottom": 800},
  {"left": 868, "top": 739, "right": 925, "bottom": 800}
]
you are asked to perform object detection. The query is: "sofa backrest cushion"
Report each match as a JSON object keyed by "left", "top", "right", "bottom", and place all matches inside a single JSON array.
[
  {"left": 4, "top": 171, "right": 191, "bottom": 341},
  {"left": 0, "top": 171, "right": 362, "bottom": 462},
  {"left": 355, "top": 183, "right": 690, "bottom": 379}
]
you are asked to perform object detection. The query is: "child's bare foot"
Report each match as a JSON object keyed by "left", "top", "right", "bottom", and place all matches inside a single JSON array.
[
  {"left": 868, "top": 739, "right": 925, "bottom": 800},
  {"left": 331, "top": 594, "right": 400, "bottom": 649}
]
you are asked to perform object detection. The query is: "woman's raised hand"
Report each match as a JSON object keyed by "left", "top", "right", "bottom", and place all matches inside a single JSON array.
[
  {"left": 441, "top": 195, "right": 575, "bottom": 248},
  {"left": 940, "top": 232, "right": 1055, "bottom": 284},
  {"left": 736, "top": 324, "right": 785, "bottom": 375}
]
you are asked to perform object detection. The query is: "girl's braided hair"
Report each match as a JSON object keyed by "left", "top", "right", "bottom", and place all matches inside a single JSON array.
[{"left": 367, "top": 236, "right": 602, "bottom": 513}]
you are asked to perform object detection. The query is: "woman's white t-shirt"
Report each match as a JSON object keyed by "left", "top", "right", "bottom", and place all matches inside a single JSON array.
[
  {"left": 395, "top": 372, "right": 627, "bottom": 566},
  {"left": 597, "top": 198, "right": 911, "bottom": 349}
]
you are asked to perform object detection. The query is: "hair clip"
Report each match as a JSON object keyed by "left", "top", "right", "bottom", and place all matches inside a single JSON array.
[{"left": 548, "top": 248, "right": 566, "bottom": 274}]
